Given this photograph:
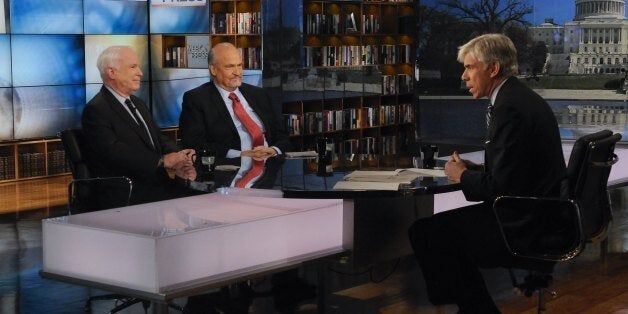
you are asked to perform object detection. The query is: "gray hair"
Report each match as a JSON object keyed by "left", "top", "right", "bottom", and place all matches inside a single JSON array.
[
  {"left": 457, "top": 34, "right": 519, "bottom": 77},
  {"left": 97, "top": 45, "right": 133, "bottom": 80}
]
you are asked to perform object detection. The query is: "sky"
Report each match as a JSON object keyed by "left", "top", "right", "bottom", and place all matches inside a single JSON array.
[{"left": 420, "top": 0, "right": 595, "bottom": 26}]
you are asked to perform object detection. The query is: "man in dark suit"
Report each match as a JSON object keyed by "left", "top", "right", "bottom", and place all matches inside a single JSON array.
[
  {"left": 408, "top": 34, "right": 566, "bottom": 313},
  {"left": 179, "top": 42, "right": 290, "bottom": 188},
  {"left": 82, "top": 45, "right": 197, "bottom": 207}
]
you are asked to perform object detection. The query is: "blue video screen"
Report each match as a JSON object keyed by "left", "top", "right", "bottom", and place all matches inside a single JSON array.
[
  {"left": 84, "top": 0, "right": 148, "bottom": 34},
  {"left": 150, "top": 4, "right": 209, "bottom": 34},
  {"left": 0, "top": 88, "right": 13, "bottom": 140},
  {"left": 85, "top": 83, "right": 150, "bottom": 110},
  {"left": 0, "top": 35, "right": 10, "bottom": 87},
  {"left": 11, "top": 35, "right": 85, "bottom": 86},
  {"left": 10, "top": 0, "right": 83, "bottom": 34},
  {"left": 151, "top": 77, "right": 210, "bottom": 127},
  {"left": 13, "top": 85, "right": 86, "bottom": 139}
]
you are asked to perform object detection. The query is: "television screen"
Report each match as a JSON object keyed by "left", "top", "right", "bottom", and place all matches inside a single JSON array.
[
  {"left": 13, "top": 85, "right": 86, "bottom": 139},
  {"left": 149, "top": 3, "right": 209, "bottom": 34},
  {"left": 0, "top": 0, "right": 7, "bottom": 33},
  {"left": 84, "top": 35, "right": 150, "bottom": 84},
  {"left": 151, "top": 77, "right": 209, "bottom": 127},
  {"left": 0, "top": 88, "right": 13, "bottom": 140},
  {"left": 11, "top": 35, "right": 85, "bottom": 86},
  {"left": 85, "top": 83, "right": 150, "bottom": 110},
  {"left": 0, "top": 35, "right": 10, "bottom": 87},
  {"left": 84, "top": 0, "right": 148, "bottom": 34},
  {"left": 10, "top": 0, "right": 83, "bottom": 34}
]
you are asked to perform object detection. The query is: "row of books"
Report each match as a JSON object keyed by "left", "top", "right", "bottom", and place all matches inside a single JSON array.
[
  {"left": 383, "top": 74, "right": 414, "bottom": 95},
  {"left": 211, "top": 12, "right": 262, "bottom": 35},
  {"left": 284, "top": 103, "right": 415, "bottom": 135},
  {"left": 304, "top": 45, "right": 412, "bottom": 67},
  {"left": 305, "top": 14, "right": 341, "bottom": 35},
  {"left": 238, "top": 47, "right": 261, "bottom": 69},
  {"left": 164, "top": 46, "right": 188, "bottom": 68},
  {"left": 0, "top": 151, "right": 71, "bottom": 180},
  {"left": 18, "top": 152, "right": 47, "bottom": 178},
  {"left": 0, "top": 155, "right": 15, "bottom": 180},
  {"left": 48, "top": 150, "right": 71, "bottom": 175}
]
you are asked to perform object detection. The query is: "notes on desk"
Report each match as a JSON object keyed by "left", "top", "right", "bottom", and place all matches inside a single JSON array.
[
  {"left": 333, "top": 181, "right": 401, "bottom": 191},
  {"left": 404, "top": 168, "right": 446, "bottom": 177},
  {"left": 333, "top": 168, "right": 446, "bottom": 190},
  {"left": 285, "top": 151, "right": 318, "bottom": 159}
]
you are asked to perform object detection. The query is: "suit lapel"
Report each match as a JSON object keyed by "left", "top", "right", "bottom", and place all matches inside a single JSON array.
[
  {"left": 101, "top": 87, "right": 156, "bottom": 151},
  {"left": 209, "top": 82, "right": 239, "bottom": 137}
]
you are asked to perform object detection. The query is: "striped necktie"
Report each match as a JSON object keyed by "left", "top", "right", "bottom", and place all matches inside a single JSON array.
[
  {"left": 125, "top": 99, "right": 155, "bottom": 150},
  {"left": 229, "top": 92, "right": 264, "bottom": 188}
]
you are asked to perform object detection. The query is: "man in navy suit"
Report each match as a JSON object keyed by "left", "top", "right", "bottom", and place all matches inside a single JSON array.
[
  {"left": 408, "top": 34, "right": 566, "bottom": 313},
  {"left": 82, "top": 45, "right": 197, "bottom": 206},
  {"left": 179, "top": 42, "right": 290, "bottom": 188}
]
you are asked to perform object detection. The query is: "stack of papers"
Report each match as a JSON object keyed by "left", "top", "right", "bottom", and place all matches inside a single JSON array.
[
  {"left": 285, "top": 151, "right": 318, "bottom": 159},
  {"left": 332, "top": 168, "right": 447, "bottom": 190}
]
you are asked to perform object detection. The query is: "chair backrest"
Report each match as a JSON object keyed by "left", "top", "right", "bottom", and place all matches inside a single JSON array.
[
  {"left": 567, "top": 131, "right": 621, "bottom": 241},
  {"left": 59, "top": 128, "right": 92, "bottom": 180},
  {"left": 59, "top": 128, "right": 133, "bottom": 214}
]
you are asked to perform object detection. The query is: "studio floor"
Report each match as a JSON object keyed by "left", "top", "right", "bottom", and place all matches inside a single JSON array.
[{"left": 0, "top": 176, "right": 626, "bottom": 313}]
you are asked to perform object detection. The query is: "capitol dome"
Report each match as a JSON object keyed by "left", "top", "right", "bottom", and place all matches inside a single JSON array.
[{"left": 575, "top": 0, "right": 625, "bottom": 20}]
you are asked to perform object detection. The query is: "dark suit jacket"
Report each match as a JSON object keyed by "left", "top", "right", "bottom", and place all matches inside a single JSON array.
[
  {"left": 460, "top": 77, "right": 566, "bottom": 202},
  {"left": 179, "top": 82, "right": 291, "bottom": 157},
  {"left": 82, "top": 86, "right": 181, "bottom": 205}
]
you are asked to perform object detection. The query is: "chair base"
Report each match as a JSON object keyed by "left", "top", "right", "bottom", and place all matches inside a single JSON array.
[{"left": 509, "top": 270, "right": 557, "bottom": 314}]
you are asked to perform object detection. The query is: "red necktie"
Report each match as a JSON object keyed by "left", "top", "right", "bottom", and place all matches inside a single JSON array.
[{"left": 229, "top": 92, "right": 264, "bottom": 187}]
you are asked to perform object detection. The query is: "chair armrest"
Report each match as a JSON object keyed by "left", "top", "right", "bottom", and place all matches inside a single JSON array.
[
  {"left": 68, "top": 176, "right": 133, "bottom": 214},
  {"left": 492, "top": 196, "right": 585, "bottom": 262}
]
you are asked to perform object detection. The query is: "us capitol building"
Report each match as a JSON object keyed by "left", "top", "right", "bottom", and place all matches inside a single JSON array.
[{"left": 530, "top": 0, "right": 628, "bottom": 75}]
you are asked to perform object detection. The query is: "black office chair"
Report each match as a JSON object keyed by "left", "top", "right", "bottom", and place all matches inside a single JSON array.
[
  {"left": 60, "top": 128, "right": 134, "bottom": 214},
  {"left": 60, "top": 129, "right": 183, "bottom": 313},
  {"left": 492, "top": 129, "right": 621, "bottom": 313}
]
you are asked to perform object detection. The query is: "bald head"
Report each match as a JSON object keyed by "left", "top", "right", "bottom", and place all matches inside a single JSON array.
[{"left": 208, "top": 42, "right": 243, "bottom": 91}]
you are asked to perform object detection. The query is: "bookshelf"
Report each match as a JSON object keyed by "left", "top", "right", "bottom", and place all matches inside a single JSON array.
[
  {"left": 0, "top": 139, "right": 71, "bottom": 183},
  {"left": 286, "top": 0, "right": 416, "bottom": 170},
  {"left": 162, "top": 0, "right": 262, "bottom": 70}
]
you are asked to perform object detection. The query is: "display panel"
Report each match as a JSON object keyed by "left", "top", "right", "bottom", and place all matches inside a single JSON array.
[
  {"left": 84, "top": 35, "right": 150, "bottom": 84},
  {"left": 10, "top": 0, "right": 83, "bottom": 34},
  {"left": 151, "top": 77, "right": 210, "bottom": 127},
  {"left": 0, "top": 88, "right": 13, "bottom": 140},
  {"left": 0, "top": 35, "right": 10, "bottom": 87},
  {"left": 11, "top": 35, "right": 85, "bottom": 87},
  {"left": 13, "top": 85, "right": 85, "bottom": 139},
  {"left": 84, "top": 0, "right": 148, "bottom": 34},
  {"left": 85, "top": 83, "right": 150, "bottom": 111},
  {"left": 0, "top": 0, "right": 7, "bottom": 33},
  {"left": 149, "top": 3, "right": 209, "bottom": 34}
]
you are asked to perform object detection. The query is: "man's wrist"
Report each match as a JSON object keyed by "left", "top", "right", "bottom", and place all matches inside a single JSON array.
[{"left": 158, "top": 156, "right": 164, "bottom": 168}]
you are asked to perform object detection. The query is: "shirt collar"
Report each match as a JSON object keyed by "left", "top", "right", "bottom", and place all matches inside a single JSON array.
[
  {"left": 105, "top": 85, "right": 130, "bottom": 105},
  {"left": 489, "top": 76, "right": 510, "bottom": 106}
]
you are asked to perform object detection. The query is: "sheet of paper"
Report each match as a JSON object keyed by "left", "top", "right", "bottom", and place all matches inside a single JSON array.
[
  {"left": 344, "top": 170, "right": 418, "bottom": 184},
  {"left": 332, "top": 181, "right": 400, "bottom": 191},
  {"left": 285, "top": 151, "right": 318, "bottom": 158},
  {"left": 402, "top": 168, "right": 447, "bottom": 177}
]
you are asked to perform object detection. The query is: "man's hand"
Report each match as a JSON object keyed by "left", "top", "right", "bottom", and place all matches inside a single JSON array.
[
  {"left": 174, "top": 161, "right": 197, "bottom": 181},
  {"left": 163, "top": 149, "right": 196, "bottom": 169},
  {"left": 444, "top": 151, "right": 467, "bottom": 183},
  {"left": 241, "top": 146, "right": 277, "bottom": 160}
]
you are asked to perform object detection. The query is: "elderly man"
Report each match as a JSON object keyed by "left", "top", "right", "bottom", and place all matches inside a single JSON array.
[
  {"left": 408, "top": 34, "right": 566, "bottom": 313},
  {"left": 179, "top": 42, "right": 290, "bottom": 188},
  {"left": 82, "top": 45, "right": 197, "bottom": 207}
]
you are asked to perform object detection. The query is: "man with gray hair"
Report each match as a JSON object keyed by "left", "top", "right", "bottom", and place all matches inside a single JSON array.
[
  {"left": 408, "top": 34, "right": 566, "bottom": 313},
  {"left": 83, "top": 45, "right": 197, "bottom": 207}
]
